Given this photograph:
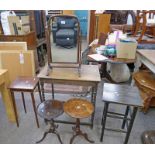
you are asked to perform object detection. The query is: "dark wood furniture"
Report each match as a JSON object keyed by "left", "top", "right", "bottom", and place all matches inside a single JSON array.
[
  {"left": 36, "top": 100, "right": 63, "bottom": 144},
  {"left": 9, "top": 76, "right": 42, "bottom": 128},
  {"left": 100, "top": 83, "right": 143, "bottom": 144},
  {"left": 37, "top": 64, "right": 101, "bottom": 128},
  {"left": 64, "top": 98, "right": 94, "bottom": 144},
  {"left": 0, "top": 10, "right": 49, "bottom": 71}
]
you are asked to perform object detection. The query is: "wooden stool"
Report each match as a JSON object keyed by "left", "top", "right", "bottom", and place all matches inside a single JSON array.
[
  {"left": 36, "top": 100, "right": 63, "bottom": 144},
  {"left": 64, "top": 98, "right": 94, "bottom": 144},
  {"left": 9, "top": 76, "right": 42, "bottom": 128},
  {"left": 100, "top": 83, "right": 143, "bottom": 144}
]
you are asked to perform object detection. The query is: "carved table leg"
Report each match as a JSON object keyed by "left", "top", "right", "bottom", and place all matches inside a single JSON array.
[
  {"left": 70, "top": 118, "right": 94, "bottom": 144},
  {"left": 36, "top": 119, "right": 63, "bottom": 144}
]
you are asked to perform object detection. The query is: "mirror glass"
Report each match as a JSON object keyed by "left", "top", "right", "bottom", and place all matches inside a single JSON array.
[{"left": 48, "top": 15, "right": 80, "bottom": 64}]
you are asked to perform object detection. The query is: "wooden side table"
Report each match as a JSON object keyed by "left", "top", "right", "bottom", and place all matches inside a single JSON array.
[
  {"left": 36, "top": 100, "right": 64, "bottom": 144},
  {"left": 9, "top": 76, "right": 42, "bottom": 128},
  {"left": 64, "top": 98, "right": 94, "bottom": 144}
]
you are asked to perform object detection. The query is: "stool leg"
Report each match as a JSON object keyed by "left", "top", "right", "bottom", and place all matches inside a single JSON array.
[
  {"left": 38, "top": 83, "right": 43, "bottom": 102},
  {"left": 10, "top": 91, "right": 19, "bottom": 127},
  {"left": 21, "top": 92, "right": 27, "bottom": 113},
  {"left": 100, "top": 102, "right": 109, "bottom": 142},
  {"left": 121, "top": 106, "right": 130, "bottom": 129},
  {"left": 30, "top": 92, "right": 39, "bottom": 128},
  {"left": 124, "top": 107, "right": 138, "bottom": 144}
]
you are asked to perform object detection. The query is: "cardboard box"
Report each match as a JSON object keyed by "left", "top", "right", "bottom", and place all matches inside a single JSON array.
[
  {"left": 7, "top": 16, "right": 24, "bottom": 35},
  {"left": 116, "top": 39, "right": 137, "bottom": 59},
  {"left": 21, "top": 16, "right": 30, "bottom": 34}
]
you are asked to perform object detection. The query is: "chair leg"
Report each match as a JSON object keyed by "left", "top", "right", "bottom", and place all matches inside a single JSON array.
[
  {"left": 100, "top": 102, "right": 109, "bottom": 142},
  {"left": 10, "top": 91, "right": 19, "bottom": 127},
  {"left": 21, "top": 92, "right": 27, "bottom": 113},
  {"left": 30, "top": 92, "right": 40, "bottom": 128}
]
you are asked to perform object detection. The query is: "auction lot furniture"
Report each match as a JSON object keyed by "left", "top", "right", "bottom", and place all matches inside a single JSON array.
[
  {"left": 100, "top": 83, "right": 142, "bottom": 144},
  {"left": 64, "top": 98, "right": 94, "bottom": 144},
  {"left": 36, "top": 100, "right": 63, "bottom": 144},
  {"left": 0, "top": 69, "right": 16, "bottom": 122},
  {"left": 37, "top": 64, "right": 101, "bottom": 128},
  {"left": 9, "top": 76, "right": 42, "bottom": 128},
  {"left": 87, "top": 44, "right": 135, "bottom": 80}
]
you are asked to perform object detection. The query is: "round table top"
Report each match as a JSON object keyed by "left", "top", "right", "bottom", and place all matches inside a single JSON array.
[
  {"left": 37, "top": 100, "right": 63, "bottom": 120},
  {"left": 64, "top": 98, "right": 94, "bottom": 119}
]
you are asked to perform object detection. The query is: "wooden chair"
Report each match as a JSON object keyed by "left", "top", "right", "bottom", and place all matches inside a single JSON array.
[{"left": 133, "top": 10, "right": 155, "bottom": 44}]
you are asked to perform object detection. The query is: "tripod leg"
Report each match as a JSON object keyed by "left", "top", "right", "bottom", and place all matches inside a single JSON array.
[
  {"left": 36, "top": 131, "right": 49, "bottom": 144},
  {"left": 83, "top": 133, "right": 94, "bottom": 143},
  {"left": 70, "top": 134, "right": 79, "bottom": 144},
  {"left": 53, "top": 130, "right": 63, "bottom": 144}
]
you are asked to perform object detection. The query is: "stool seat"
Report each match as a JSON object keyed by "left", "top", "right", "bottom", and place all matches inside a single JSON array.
[
  {"left": 64, "top": 98, "right": 94, "bottom": 119},
  {"left": 37, "top": 100, "right": 64, "bottom": 120},
  {"left": 36, "top": 100, "right": 64, "bottom": 144},
  {"left": 103, "top": 83, "right": 142, "bottom": 107},
  {"left": 9, "top": 76, "right": 39, "bottom": 91}
]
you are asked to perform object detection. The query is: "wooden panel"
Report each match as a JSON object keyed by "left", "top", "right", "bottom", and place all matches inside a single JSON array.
[
  {"left": 89, "top": 10, "right": 96, "bottom": 44},
  {"left": 0, "top": 42, "right": 27, "bottom": 50},
  {"left": 0, "top": 69, "right": 16, "bottom": 122},
  {"left": 96, "top": 14, "right": 111, "bottom": 38},
  {"left": 0, "top": 50, "right": 35, "bottom": 82},
  {"left": 0, "top": 31, "right": 37, "bottom": 49},
  {"left": 7, "top": 16, "right": 24, "bottom": 35}
]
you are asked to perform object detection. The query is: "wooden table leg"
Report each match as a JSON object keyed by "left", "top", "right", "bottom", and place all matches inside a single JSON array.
[
  {"left": 38, "top": 82, "right": 43, "bottom": 102},
  {"left": 0, "top": 84, "right": 16, "bottom": 123},
  {"left": 90, "top": 85, "right": 97, "bottom": 128},
  {"left": 40, "top": 81, "right": 45, "bottom": 101},
  {"left": 30, "top": 92, "right": 40, "bottom": 128},
  {"left": 10, "top": 91, "right": 19, "bottom": 127},
  {"left": 70, "top": 118, "right": 94, "bottom": 144},
  {"left": 21, "top": 92, "right": 27, "bottom": 113}
]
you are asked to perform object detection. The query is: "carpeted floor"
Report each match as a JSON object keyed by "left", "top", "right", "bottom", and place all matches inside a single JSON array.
[{"left": 0, "top": 80, "right": 155, "bottom": 144}]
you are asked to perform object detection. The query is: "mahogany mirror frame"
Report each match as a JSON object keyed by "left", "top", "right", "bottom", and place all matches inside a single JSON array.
[{"left": 46, "top": 14, "right": 82, "bottom": 76}]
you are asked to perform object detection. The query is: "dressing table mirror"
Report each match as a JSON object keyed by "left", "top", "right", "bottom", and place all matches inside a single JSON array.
[{"left": 46, "top": 15, "right": 82, "bottom": 76}]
